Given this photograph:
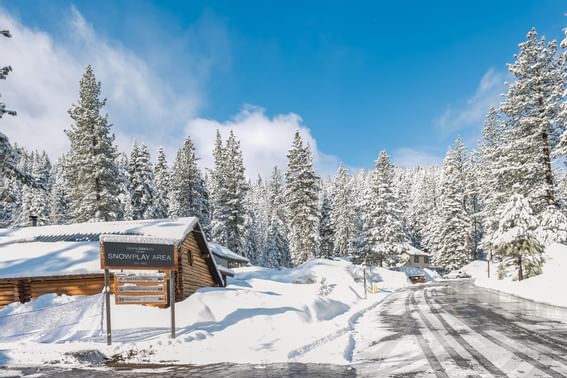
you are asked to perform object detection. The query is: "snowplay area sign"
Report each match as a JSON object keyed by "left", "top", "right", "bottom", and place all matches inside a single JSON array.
[{"left": 102, "top": 242, "right": 176, "bottom": 269}]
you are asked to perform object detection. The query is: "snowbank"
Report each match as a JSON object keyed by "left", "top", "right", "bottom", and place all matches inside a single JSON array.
[
  {"left": 463, "top": 243, "right": 567, "bottom": 307},
  {"left": 0, "top": 258, "right": 409, "bottom": 367}
]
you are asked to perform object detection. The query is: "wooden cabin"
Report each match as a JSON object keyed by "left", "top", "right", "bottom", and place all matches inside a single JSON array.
[{"left": 0, "top": 217, "right": 224, "bottom": 308}]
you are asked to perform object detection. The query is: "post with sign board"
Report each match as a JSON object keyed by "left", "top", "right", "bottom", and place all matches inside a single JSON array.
[
  {"left": 104, "top": 268, "right": 111, "bottom": 345},
  {"left": 100, "top": 239, "right": 178, "bottom": 345}
]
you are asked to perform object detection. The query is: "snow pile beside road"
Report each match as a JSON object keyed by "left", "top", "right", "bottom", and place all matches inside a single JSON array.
[
  {"left": 0, "top": 258, "right": 409, "bottom": 366},
  {"left": 464, "top": 243, "right": 567, "bottom": 307}
]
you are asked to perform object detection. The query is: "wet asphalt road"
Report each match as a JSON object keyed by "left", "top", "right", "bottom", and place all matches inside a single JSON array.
[
  {"left": 355, "top": 280, "right": 567, "bottom": 377},
  {"left": 2, "top": 280, "right": 567, "bottom": 377}
]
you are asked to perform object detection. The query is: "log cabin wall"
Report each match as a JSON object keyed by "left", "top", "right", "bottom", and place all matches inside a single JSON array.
[
  {"left": 176, "top": 231, "right": 216, "bottom": 301},
  {"left": 0, "top": 273, "right": 113, "bottom": 308}
]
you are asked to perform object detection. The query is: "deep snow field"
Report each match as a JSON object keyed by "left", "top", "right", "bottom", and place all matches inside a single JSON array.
[
  {"left": 0, "top": 259, "right": 410, "bottom": 367},
  {"left": 461, "top": 242, "right": 567, "bottom": 308}
]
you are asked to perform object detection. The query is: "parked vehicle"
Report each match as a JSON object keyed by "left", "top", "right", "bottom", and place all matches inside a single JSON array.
[{"left": 443, "top": 270, "right": 471, "bottom": 279}]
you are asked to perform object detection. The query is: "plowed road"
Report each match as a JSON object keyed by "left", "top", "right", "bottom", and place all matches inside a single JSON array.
[{"left": 354, "top": 280, "right": 567, "bottom": 377}]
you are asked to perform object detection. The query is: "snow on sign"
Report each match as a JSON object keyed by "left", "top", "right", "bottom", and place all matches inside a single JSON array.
[{"left": 101, "top": 241, "right": 176, "bottom": 270}]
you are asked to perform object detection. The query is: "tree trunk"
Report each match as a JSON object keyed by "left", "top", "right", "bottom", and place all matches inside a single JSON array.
[
  {"left": 518, "top": 255, "right": 523, "bottom": 281},
  {"left": 541, "top": 130, "right": 555, "bottom": 206}
]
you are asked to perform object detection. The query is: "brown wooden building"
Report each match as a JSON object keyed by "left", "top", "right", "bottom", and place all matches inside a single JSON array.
[{"left": 0, "top": 217, "right": 224, "bottom": 308}]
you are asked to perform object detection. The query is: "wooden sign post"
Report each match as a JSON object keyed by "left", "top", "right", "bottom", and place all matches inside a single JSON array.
[{"left": 100, "top": 239, "right": 178, "bottom": 345}]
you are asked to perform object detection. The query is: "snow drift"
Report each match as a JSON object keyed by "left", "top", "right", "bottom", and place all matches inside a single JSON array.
[
  {"left": 0, "top": 258, "right": 409, "bottom": 366},
  {"left": 462, "top": 242, "right": 567, "bottom": 307}
]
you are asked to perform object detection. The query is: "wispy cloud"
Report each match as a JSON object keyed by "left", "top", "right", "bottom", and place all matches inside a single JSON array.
[
  {"left": 434, "top": 68, "right": 506, "bottom": 133},
  {"left": 0, "top": 7, "right": 227, "bottom": 159},
  {"left": 391, "top": 147, "right": 443, "bottom": 168},
  {"left": 186, "top": 106, "right": 339, "bottom": 178}
]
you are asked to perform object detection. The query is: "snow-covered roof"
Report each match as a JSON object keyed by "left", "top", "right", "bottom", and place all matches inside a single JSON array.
[
  {"left": 0, "top": 218, "right": 227, "bottom": 285},
  {"left": 217, "top": 265, "right": 235, "bottom": 277},
  {"left": 0, "top": 241, "right": 101, "bottom": 279},
  {"left": 208, "top": 241, "right": 249, "bottom": 264},
  {"left": 0, "top": 217, "right": 199, "bottom": 245},
  {"left": 403, "top": 244, "right": 430, "bottom": 257}
]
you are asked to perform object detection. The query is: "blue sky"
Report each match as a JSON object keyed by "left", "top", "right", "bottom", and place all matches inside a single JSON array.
[{"left": 1, "top": 1, "right": 566, "bottom": 176}]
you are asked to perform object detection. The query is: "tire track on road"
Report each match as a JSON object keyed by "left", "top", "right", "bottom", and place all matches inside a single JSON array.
[
  {"left": 410, "top": 291, "right": 484, "bottom": 377},
  {"left": 406, "top": 291, "right": 449, "bottom": 378},
  {"left": 431, "top": 285, "right": 567, "bottom": 368},
  {"left": 425, "top": 288, "right": 567, "bottom": 378}
]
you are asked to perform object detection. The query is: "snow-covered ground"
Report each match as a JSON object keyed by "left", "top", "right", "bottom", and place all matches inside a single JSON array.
[
  {"left": 0, "top": 258, "right": 412, "bottom": 367},
  {"left": 461, "top": 242, "right": 567, "bottom": 308}
]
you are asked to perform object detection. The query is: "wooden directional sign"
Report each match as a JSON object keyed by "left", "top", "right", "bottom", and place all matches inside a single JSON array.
[
  {"left": 114, "top": 273, "right": 168, "bottom": 305},
  {"left": 101, "top": 242, "right": 177, "bottom": 270}
]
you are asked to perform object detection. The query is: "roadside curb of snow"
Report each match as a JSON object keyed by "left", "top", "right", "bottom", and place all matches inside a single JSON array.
[
  {"left": 286, "top": 287, "right": 403, "bottom": 362},
  {"left": 472, "top": 279, "right": 567, "bottom": 310}
]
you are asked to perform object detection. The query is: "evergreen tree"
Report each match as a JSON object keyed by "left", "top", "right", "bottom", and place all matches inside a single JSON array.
[
  {"left": 500, "top": 28, "right": 562, "bottom": 213},
  {"left": 153, "top": 147, "right": 170, "bottom": 219},
  {"left": 536, "top": 205, "right": 567, "bottom": 246},
  {"left": 65, "top": 65, "right": 121, "bottom": 222},
  {"left": 210, "top": 130, "right": 247, "bottom": 255},
  {"left": 28, "top": 151, "right": 51, "bottom": 225},
  {"left": 365, "top": 151, "right": 406, "bottom": 267},
  {"left": 489, "top": 193, "right": 544, "bottom": 281},
  {"left": 434, "top": 140, "right": 471, "bottom": 271},
  {"left": 115, "top": 152, "right": 132, "bottom": 221},
  {"left": 286, "top": 131, "right": 320, "bottom": 266},
  {"left": 330, "top": 164, "right": 355, "bottom": 255},
  {"left": 318, "top": 191, "right": 334, "bottom": 258},
  {"left": 169, "top": 137, "right": 210, "bottom": 228},
  {"left": 128, "top": 143, "right": 156, "bottom": 220},
  {"left": 265, "top": 166, "right": 290, "bottom": 267},
  {"left": 49, "top": 157, "right": 72, "bottom": 225}
]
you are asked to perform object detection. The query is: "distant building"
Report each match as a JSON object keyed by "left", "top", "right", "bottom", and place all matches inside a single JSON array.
[
  {"left": 208, "top": 241, "right": 250, "bottom": 283},
  {"left": 402, "top": 245, "right": 432, "bottom": 268}
]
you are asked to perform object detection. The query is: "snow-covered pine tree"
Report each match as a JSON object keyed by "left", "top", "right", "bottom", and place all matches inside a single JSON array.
[
  {"left": 286, "top": 131, "right": 320, "bottom": 266},
  {"left": 554, "top": 27, "right": 567, "bottom": 172},
  {"left": 265, "top": 166, "right": 290, "bottom": 267},
  {"left": 28, "top": 151, "right": 51, "bottom": 225},
  {"left": 169, "top": 136, "right": 210, "bottom": 227},
  {"left": 128, "top": 143, "right": 156, "bottom": 220},
  {"left": 536, "top": 205, "right": 567, "bottom": 246},
  {"left": 49, "top": 157, "right": 72, "bottom": 225},
  {"left": 349, "top": 170, "right": 371, "bottom": 264},
  {"left": 152, "top": 147, "right": 170, "bottom": 219},
  {"left": 115, "top": 152, "right": 132, "bottom": 221},
  {"left": 65, "top": 65, "right": 121, "bottom": 222},
  {"left": 242, "top": 187, "right": 262, "bottom": 264},
  {"left": 210, "top": 130, "right": 229, "bottom": 245},
  {"left": 265, "top": 215, "right": 289, "bottom": 268},
  {"left": 490, "top": 193, "right": 544, "bottom": 281},
  {"left": 330, "top": 164, "right": 355, "bottom": 256},
  {"left": 434, "top": 140, "right": 471, "bottom": 271},
  {"left": 223, "top": 131, "right": 248, "bottom": 255},
  {"left": 364, "top": 151, "right": 406, "bottom": 267},
  {"left": 318, "top": 191, "right": 334, "bottom": 258},
  {"left": 500, "top": 28, "right": 563, "bottom": 213}
]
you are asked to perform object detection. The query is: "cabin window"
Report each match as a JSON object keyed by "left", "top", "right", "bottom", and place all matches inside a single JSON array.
[
  {"left": 414, "top": 256, "right": 420, "bottom": 263},
  {"left": 424, "top": 256, "right": 429, "bottom": 264}
]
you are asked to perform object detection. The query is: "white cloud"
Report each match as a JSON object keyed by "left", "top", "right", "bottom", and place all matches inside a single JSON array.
[
  {"left": 0, "top": 7, "right": 208, "bottom": 160},
  {"left": 186, "top": 106, "right": 339, "bottom": 178},
  {"left": 391, "top": 147, "right": 443, "bottom": 168},
  {"left": 434, "top": 68, "right": 506, "bottom": 132}
]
